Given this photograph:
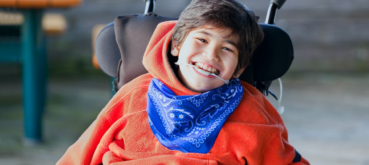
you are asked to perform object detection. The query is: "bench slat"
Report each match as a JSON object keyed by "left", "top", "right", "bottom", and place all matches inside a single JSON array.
[{"left": 0, "top": 0, "right": 81, "bottom": 8}]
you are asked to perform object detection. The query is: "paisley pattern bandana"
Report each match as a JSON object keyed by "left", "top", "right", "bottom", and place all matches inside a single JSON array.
[{"left": 147, "top": 78, "right": 244, "bottom": 153}]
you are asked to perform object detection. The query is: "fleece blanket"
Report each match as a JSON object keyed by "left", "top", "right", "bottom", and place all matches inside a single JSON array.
[{"left": 57, "top": 21, "right": 309, "bottom": 165}]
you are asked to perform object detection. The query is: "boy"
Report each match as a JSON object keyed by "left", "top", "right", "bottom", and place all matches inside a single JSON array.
[{"left": 57, "top": 0, "right": 310, "bottom": 164}]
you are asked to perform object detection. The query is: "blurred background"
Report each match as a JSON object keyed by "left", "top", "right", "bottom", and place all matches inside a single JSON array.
[{"left": 0, "top": 0, "right": 368, "bottom": 164}]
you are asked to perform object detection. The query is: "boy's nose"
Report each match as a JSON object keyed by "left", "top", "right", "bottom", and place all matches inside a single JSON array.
[{"left": 202, "top": 48, "right": 220, "bottom": 61}]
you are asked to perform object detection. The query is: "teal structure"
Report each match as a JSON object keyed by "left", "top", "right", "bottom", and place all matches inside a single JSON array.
[{"left": 0, "top": 9, "right": 47, "bottom": 143}]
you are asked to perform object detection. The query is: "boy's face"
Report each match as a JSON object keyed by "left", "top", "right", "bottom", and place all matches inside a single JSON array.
[{"left": 172, "top": 25, "right": 243, "bottom": 92}]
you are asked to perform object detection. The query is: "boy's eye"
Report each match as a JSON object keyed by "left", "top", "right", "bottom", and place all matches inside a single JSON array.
[
  {"left": 197, "top": 38, "right": 207, "bottom": 43},
  {"left": 222, "top": 47, "right": 233, "bottom": 52}
]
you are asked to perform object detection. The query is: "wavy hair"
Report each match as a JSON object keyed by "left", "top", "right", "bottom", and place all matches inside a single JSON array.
[{"left": 172, "top": 0, "right": 264, "bottom": 75}]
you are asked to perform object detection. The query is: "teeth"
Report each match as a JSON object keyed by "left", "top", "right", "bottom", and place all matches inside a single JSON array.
[
  {"left": 194, "top": 62, "right": 219, "bottom": 75},
  {"left": 212, "top": 68, "right": 216, "bottom": 73},
  {"left": 198, "top": 63, "right": 203, "bottom": 68}
]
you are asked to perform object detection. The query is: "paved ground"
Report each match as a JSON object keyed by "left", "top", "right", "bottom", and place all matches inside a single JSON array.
[
  {"left": 0, "top": 72, "right": 368, "bottom": 165},
  {"left": 268, "top": 73, "right": 369, "bottom": 165}
]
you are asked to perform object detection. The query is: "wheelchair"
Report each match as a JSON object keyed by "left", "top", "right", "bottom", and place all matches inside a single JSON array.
[{"left": 94, "top": 0, "right": 293, "bottom": 106}]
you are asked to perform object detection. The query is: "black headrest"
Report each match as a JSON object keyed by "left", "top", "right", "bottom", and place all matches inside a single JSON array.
[
  {"left": 95, "top": 14, "right": 175, "bottom": 78},
  {"left": 95, "top": 22, "right": 120, "bottom": 77},
  {"left": 252, "top": 23, "right": 293, "bottom": 81},
  {"left": 95, "top": 14, "right": 293, "bottom": 85}
]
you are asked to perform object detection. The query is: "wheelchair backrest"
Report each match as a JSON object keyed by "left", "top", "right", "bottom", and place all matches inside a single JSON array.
[{"left": 95, "top": 3, "right": 293, "bottom": 94}]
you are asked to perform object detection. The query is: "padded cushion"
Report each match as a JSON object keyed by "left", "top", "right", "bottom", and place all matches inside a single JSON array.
[
  {"left": 95, "top": 14, "right": 293, "bottom": 89},
  {"left": 95, "top": 14, "right": 175, "bottom": 78},
  {"left": 252, "top": 24, "right": 294, "bottom": 81},
  {"left": 95, "top": 22, "right": 120, "bottom": 77},
  {"left": 114, "top": 14, "right": 175, "bottom": 85}
]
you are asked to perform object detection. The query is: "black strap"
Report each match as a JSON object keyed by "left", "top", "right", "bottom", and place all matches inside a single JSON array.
[{"left": 293, "top": 150, "right": 302, "bottom": 163}]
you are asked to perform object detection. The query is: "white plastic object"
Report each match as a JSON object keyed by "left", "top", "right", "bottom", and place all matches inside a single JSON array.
[
  {"left": 277, "top": 78, "right": 285, "bottom": 114},
  {"left": 175, "top": 62, "right": 229, "bottom": 84}
]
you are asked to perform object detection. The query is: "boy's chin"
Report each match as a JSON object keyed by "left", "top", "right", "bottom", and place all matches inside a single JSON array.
[
  {"left": 177, "top": 70, "right": 225, "bottom": 92},
  {"left": 188, "top": 81, "right": 224, "bottom": 93}
]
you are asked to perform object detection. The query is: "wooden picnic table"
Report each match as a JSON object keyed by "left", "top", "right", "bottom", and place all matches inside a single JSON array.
[
  {"left": 0, "top": 0, "right": 80, "bottom": 8},
  {"left": 0, "top": 0, "right": 81, "bottom": 144}
]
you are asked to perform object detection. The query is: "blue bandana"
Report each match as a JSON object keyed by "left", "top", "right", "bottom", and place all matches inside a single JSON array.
[{"left": 147, "top": 78, "right": 244, "bottom": 153}]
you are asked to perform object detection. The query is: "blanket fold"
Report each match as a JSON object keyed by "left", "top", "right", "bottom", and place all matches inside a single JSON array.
[{"left": 56, "top": 21, "right": 309, "bottom": 165}]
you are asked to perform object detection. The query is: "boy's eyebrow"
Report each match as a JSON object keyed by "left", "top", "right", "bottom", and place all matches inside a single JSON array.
[
  {"left": 197, "top": 30, "right": 237, "bottom": 48},
  {"left": 225, "top": 40, "right": 237, "bottom": 48}
]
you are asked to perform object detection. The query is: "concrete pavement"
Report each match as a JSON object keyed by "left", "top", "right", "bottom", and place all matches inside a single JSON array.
[{"left": 0, "top": 72, "right": 368, "bottom": 165}]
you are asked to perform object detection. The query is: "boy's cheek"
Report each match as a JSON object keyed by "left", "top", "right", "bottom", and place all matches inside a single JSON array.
[{"left": 233, "top": 67, "right": 246, "bottom": 78}]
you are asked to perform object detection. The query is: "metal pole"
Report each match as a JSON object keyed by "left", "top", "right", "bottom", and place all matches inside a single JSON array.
[
  {"left": 144, "top": 0, "right": 156, "bottom": 14},
  {"left": 265, "top": 0, "right": 286, "bottom": 24},
  {"left": 265, "top": 3, "right": 278, "bottom": 24},
  {"left": 22, "top": 9, "right": 47, "bottom": 144}
]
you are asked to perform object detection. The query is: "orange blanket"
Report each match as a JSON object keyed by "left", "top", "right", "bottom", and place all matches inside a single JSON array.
[{"left": 57, "top": 21, "right": 309, "bottom": 165}]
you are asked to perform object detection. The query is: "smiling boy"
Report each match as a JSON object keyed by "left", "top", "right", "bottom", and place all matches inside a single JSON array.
[
  {"left": 173, "top": 25, "right": 240, "bottom": 91},
  {"left": 57, "top": 0, "right": 309, "bottom": 164}
]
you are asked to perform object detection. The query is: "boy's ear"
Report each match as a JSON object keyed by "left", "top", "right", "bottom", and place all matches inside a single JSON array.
[
  {"left": 233, "top": 67, "right": 246, "bottom": 78},
  {"left": 171, "top": 41, "right": 179, "bottom": 56}
]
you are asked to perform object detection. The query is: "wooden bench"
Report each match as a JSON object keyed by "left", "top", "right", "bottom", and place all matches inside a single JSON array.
[
  {"left": 0, "top": 12, "right": 67, "bottom": 36},
  {"left": 0, "top": 0, "right": 81, "bottom": 8}
]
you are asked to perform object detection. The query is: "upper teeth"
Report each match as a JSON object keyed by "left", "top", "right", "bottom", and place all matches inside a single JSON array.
[{"left": 194, "top": 62, "right": 219, "bottom": 75}]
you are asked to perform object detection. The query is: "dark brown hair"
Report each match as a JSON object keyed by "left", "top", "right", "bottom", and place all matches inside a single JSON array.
[{"left": 172, "top": 0, "right": 264, "bottom": 76}]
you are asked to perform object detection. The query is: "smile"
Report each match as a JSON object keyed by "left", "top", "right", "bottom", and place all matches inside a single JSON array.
[
  {"left": 192, "top": 62, "right": 220, "bottom": 75},
  {"left": 174, "top": 61, "right": 230, "bottom": 84}
]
